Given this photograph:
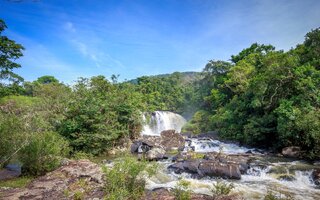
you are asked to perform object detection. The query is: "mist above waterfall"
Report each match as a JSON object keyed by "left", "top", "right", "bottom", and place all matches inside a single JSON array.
[{"left": 141, "top": 111, "right": 187, "bottom": 136}]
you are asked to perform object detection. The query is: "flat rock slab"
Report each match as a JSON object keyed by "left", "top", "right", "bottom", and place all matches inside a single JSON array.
[{"left": 0, "top": 160, "right": 104, "bottom": 200}]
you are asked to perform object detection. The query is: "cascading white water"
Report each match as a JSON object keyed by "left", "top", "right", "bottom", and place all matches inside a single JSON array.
[
  {"left": 184, "top": 138, "right": 257, "bottom": 154},
  {"left": 144, "top": 139, "right": 320, "bottom": 200},
  {"left": 139, "top": 111, "right": 320, "bottom": 199},
  {"left": 141, "top": 111, "right": 187, "bottom": 136}
]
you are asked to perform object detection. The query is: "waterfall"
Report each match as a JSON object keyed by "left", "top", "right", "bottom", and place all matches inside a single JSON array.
[{"left": 141, "top": 111, "right": 187, "bottom": 136}]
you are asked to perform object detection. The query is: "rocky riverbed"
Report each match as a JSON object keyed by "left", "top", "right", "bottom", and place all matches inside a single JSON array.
[
  {"left": 1, "top": 130, "right": 320, "bottom": 200},
  {"left": 131, "top": 130, "right": 320, "bottom": 200}
]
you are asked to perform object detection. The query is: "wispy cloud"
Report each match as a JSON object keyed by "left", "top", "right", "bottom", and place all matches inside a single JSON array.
[
  {"left": 64, "top": 22, "right": 76, "bottom": 33},
  {"left": 63, "top": 21, "right": 124, "bottom": 69}
]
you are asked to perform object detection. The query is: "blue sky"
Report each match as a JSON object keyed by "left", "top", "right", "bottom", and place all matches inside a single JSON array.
[{"left": 1, "top": 0, "right": 320, "bottom": 83}]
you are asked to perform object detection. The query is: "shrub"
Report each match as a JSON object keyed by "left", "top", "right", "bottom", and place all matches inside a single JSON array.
[
  {"left": 211, "top": 181, "right": 235, "bottom": 197},
  {"left": 103, "top": 155, "right": 157, "bottom": 200},
  {"left": 0, "top": 114, "right": 27, "bottom": 168},
  {"left": 72, "top": 151, "right": 94, "bottom": 161},
  {"left": 172, "top": 178, "right": 191, "bottom": 200},
  {"left": 19, "top": 131, "right": 70, "bottom": 176},
  {"left": 264, "top": 191, "right": 294, "bottom": 200}
]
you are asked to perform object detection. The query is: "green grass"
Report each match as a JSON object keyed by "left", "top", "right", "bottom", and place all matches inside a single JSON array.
[{"left": 0, "top": 176, "right": 34, "bottom": 188}]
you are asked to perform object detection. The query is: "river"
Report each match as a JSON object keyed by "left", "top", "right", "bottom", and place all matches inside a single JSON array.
[{"left": 141, "top": 111, "right": 320, "bottom": 200}]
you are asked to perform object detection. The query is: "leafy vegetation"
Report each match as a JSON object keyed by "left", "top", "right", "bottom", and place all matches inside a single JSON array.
[
  {"left": 19, "top": 131, "right": 70, "bottom": 175},
  {"left": 263, "top": 190, "right": 294, "bottom": 200},
  {"left": 184, "top": 28, "right": 320, "bottom": 159},
  {"left": 172, "top": 178, "right": 191, "bottom": 200},
  {"left": 103, "top": 155, "right": 157, "bottom": 200},
  {"left": 134, "top": 72, "right": 200, "bottom": 116},
  {"left": 211, "top": 181, "right": 235, "bottom": 196},
  {"left": 59, "top": 76, "right": 145, "bottom": 155},
  {"left": 0, "top": 19, "right": 25, "bottom": 97}
]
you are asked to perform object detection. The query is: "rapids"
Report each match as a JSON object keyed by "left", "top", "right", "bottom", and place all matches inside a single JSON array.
[
  {"left": 141, "top": 111, "right": 320, "bottom": 200},
  {"left": 145, "top": 143, "right": 320, "bottom": 200}
]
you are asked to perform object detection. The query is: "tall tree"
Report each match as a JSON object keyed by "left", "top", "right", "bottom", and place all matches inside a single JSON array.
[
  {"left": 35, "top": 75, "right": 59, "bottom": 84},
  {"left": 0, "top": 19, "right": 24, "bottom": 83},
  {"left": 0, "top": 19, "right": 25, "bottom": 97}
]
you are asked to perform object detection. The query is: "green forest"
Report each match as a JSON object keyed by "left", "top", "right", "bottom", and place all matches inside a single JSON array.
[{"left": 1, "top": 16, "right": 320, "bottom": 180}]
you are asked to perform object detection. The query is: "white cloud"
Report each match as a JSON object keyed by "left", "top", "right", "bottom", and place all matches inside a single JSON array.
[
  {"left": 62, "top": 20, "right": 125, "bottom": 69},
  {"left": 64, "top": 22, "right": 76, "bottom": 33}
]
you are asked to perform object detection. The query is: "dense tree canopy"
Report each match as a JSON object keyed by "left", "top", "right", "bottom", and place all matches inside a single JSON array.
[
  {"left": 59, "top": 76, "right": 145, "bottom": 155},
  {"left": 184, "top": 28, "right": 320, "bottom": 159}
]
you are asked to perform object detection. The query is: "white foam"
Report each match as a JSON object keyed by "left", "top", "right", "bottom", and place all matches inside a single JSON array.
[{"left": 141, "top": 111, "right": 187, "bottom": 136}]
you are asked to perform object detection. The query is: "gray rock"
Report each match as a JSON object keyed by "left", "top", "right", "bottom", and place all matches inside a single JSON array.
[
  {"left": 312, "top": 169, "right": 320, "bottom": 185},
  {"left": 277, "top": 174, "right": 296, "bottom": 181},
  {"left": 198, "top": 160, "right": 241, "bottom": 179},
  {"left": 169, "top": 159, "right": 241, "bottom": 180},
  {"left": 131, "top": 141, "right": 141, "bottom": 153},
  {"left": 0, "top": 159, "right": 105, "bottom": 200},
  {"left": 160, "top": 130, "right": 185, "bottom": 151},
  {"left": 282, "top": 146, "right": 302, "bottom": 158},
  {"left": 146, "top": 147, "right": 166, "bottom": 161}
]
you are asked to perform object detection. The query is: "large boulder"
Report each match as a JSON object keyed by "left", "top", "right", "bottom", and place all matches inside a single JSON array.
[
  {"left": 146, "top": 147, "right": 166, "bottom": 161},
  {"left": 169, "top": 159, "right": 241, "bottom": 180},
  {"left": 282, "top": 146, "right": 303, "bottom": 158},
  {"left": 131, "top": 141, "right": 142, "bottom": 153},
  {"left": 131, "top": 130, "right": 185, "bottom": 161},
  {"left": 169, "top": 159, "right": 201, "bottom": 175},
  {"left": 141, "top": 135, "right": 161, "bottom": 147},
  {"left": 130, "top": 140, "right": 153, "bottom": 153},
  {"left": 0, "top": 160, "right": 104, "bottom": 200},
  {"left": 160, "top": 130, "right": 185, "bottom": 151},
  {"left": 198, "top": 161, "right": 241, "bottom": 179},
  {"left": 204, "top": 152, "right": 250, "bottom": 174}
]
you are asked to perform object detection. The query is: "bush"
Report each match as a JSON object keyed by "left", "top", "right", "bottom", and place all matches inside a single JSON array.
[
  {"left": 211, "top": 181, "right": 235, "bottom": 197},
  {"left": 172, "top": 178, "right": 191, "bottom": 200},
  {"left": 103, "top": 155, "right": 157, "bottom": 200},
  {"left": 0, "top": 114, "right": 27, "bottom": 168},
  {"left": 72, "top": 151, "right": 94, "bottom": 161},
  {"left": 19, "top": 131, "right": 70, "bottom": 175},
  {"left": 264, "top": 191, "right": 294, "bottom": 200}
]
